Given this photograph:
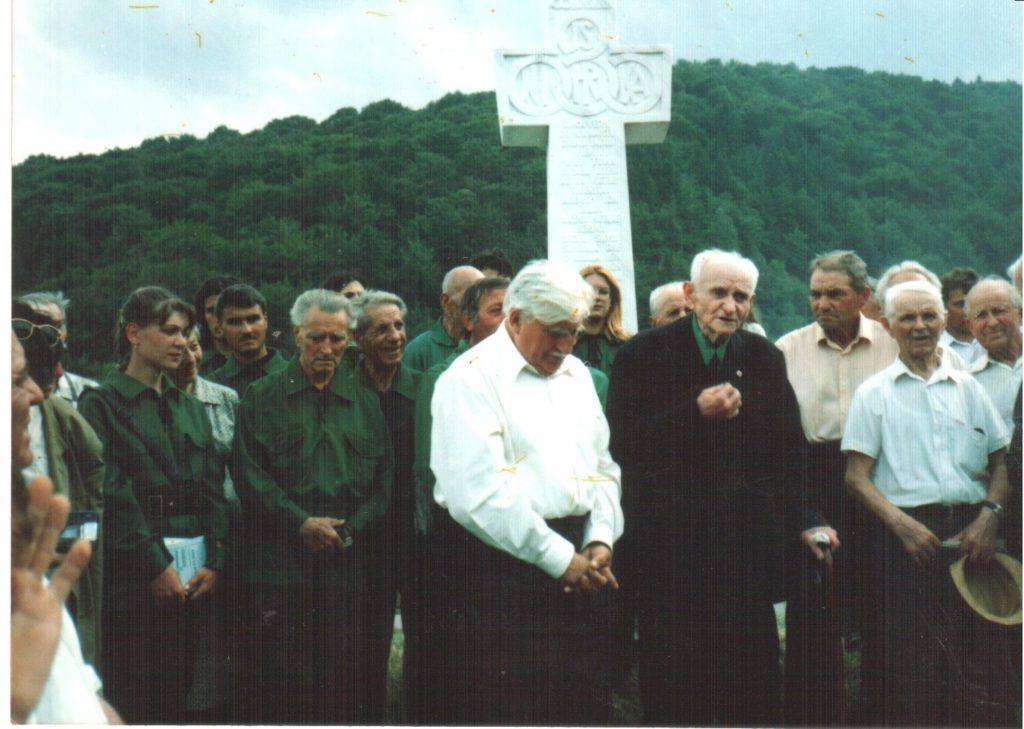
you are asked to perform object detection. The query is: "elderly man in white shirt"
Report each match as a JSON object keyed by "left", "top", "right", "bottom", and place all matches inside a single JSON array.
[
  {"left": 431, "top": 259, "right": 623, "bottom": 726},
  {"left": 843, "top": 280, "right": 1016, "bottom": 727},
  {"left": 967, "top": 277, "right": 1023, "bottom": 434}
]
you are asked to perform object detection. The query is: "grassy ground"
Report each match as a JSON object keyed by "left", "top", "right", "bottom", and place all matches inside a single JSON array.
[{"left": 385, "top": 603, "right": 862, "bottom": 724}]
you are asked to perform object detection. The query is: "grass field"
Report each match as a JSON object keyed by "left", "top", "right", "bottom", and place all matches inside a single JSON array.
[{"left": 384, "top": 604, "right": 862, "bottom": 724}]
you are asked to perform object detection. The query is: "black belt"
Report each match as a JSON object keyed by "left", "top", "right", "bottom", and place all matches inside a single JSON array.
[{"left": 902, "top": 503, "right": 978, "bottom": 521}]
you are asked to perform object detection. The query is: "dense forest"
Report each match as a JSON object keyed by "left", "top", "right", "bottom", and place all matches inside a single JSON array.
[{"left": 13, "top": 59, "right": 1022, "bottom": 375}]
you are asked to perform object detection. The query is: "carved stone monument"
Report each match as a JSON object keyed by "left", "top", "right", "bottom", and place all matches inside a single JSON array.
[{"left": 495, "top": 0, "right": 671, "bottom": 331}]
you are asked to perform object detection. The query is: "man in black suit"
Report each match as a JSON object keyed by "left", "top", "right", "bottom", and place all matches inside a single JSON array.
[{"left": 607, "top": 249, "right": 838, "bottom": 726}]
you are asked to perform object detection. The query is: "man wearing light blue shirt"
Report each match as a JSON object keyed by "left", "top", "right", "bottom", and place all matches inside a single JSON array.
[{"left": 844, "top": 279, "right": 1015, "bottom": 726}]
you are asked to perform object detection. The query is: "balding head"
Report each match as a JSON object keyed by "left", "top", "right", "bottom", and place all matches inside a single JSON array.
[
  {"left": 441, "top": 265, "right": 485, "bottom": 340},
  {"left": 648, "top": 282, "right": 690, "bottom": 327}
]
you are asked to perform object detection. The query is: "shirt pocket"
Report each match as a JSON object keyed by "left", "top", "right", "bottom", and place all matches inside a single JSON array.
[
  {"left": 951, "top": 416, "right": 989, "bottom": 479},
  {"left": 343, "top": 430, "right": 386, "bottom": 499},
  {"left": 261, "top": 429, "right": 306, "bottom": 483}
]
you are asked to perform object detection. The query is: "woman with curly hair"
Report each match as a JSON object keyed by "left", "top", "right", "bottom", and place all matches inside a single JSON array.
[{"left": 575, "top": 264, "right": 632, "bottom": 376}]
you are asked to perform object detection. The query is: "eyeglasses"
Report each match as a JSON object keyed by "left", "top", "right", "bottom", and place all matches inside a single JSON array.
[{"left": 12, "top": 319, "right": 63, "bottom": 349}]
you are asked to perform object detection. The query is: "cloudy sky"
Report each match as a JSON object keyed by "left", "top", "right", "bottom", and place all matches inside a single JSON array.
[{"left": 12, "top": 0, "right": 1022, "bottom": 163}]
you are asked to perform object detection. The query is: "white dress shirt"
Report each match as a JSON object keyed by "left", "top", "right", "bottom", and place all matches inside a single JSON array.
[
  {"left": 431, "top": 323, "right": 623, "bottom": 579},
  {"left": 970, "top": 352, "right": 1023, "bottom": 434},
  {"left": 842, "top": 358, "right": 1009, "bottom": 507}
]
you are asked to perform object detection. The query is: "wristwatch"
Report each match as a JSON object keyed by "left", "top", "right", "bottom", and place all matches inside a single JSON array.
[{"left": 981, "top": 500, "right": 1004, "bottom": 519}]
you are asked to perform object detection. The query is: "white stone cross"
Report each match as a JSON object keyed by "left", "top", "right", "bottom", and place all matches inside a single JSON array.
[{"left": 495, "top": 0, "right": 672, "bottom": 332}]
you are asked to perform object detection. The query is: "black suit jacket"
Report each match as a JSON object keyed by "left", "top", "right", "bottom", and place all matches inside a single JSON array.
[{"left": 607, "top": 314, "right": 816, "bottom": 604}]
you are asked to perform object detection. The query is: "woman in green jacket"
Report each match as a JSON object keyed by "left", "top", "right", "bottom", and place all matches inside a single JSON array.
[
  {"left": 80, "top": 286, "right": 228, "bottom": 725},
  {"left": 574, "top": 263, "right": 633, "bottom": 376}
]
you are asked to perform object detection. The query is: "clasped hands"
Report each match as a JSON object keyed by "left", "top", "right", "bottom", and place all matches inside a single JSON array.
[
  {"left": 892, "top": 509, "right": 997, "bottom": 568},
  {"left": 559, "top": 542, "right": 618, "bottom": 595}
]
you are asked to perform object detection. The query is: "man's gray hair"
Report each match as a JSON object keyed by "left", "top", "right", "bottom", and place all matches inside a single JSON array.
[
  {"left": 883, "top": 280, "right": 945, "bottom": 321},
  {"left": 690, "top": 249, "right": 759, "bottom": 292},
  {"left": 290, "top": 289, "right": 350, "bottom": 327},
  {"left": 875, "top": 261, "right": 941, "bottom": 312},
  {"left": 649, "top": 282, "right": 684, "bottom": 315},
  {"left": 20, "top": 290, "right": 71, "bottom": 314},
  {"left": 348, "top": 290, "right": 407, "bottom": 336},
  {"left": 964, "top": 276, "right": 1023, "bottom": 318},
  {"left": 809, "top": 250, "right": 869, "bottom": 293},
  {"left": 504, "top": 259, "right": 594, "bottom": 325}
]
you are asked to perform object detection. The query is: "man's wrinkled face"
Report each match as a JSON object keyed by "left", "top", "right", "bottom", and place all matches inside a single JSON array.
[
  {"left": 12, "top": 335, "right": 44, "bottom": 468},
  {"left": 358, "top": 304, "right": 407, "bottom": 370},
  {"left": 466, "top": 288, "right": 507, "bottom": 345},
  {"left": 507, "top": 310, "right": 579, "bottom": 376},
  {"left": 650, "top": 286, "right": 691, "bottom": 327},
  {"left": 944, "top": 288, "right": 972, "bottom": 340},
  {"left": 220, "top": 304, "right": 268, "bottom": 357},
  {"left": 685, "top": 261, "right": 755, "bottom": 346},
  {"left": 809, "top": 270, "right": 866, "bottom": 337},
  {"left": 296, "top": 306, "right": 350, "bottom": 383},
  {"left": 968, "top": 284, "right": 1022, "bottom": 357},
  {"left": 888, "top": 291, "right": 944, "bottom": 362}
]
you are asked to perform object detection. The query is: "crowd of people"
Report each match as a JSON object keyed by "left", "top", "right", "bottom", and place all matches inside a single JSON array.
[{"left": 10, "top": 246, "right": 1023, "bottom": 726}]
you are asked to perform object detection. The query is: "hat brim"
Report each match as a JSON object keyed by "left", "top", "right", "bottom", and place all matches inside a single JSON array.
[{"left": 950, "top": 553, "right": 1023, "bottom": 626}]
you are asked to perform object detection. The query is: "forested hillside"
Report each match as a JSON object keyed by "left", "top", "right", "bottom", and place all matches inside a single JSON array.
[{"left": 13, "top": 59, "right": 1021, "bottom": 374}]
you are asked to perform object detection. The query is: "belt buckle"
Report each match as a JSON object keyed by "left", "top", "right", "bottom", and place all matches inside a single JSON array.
[{"left": 147, "top": 494, "right": 164, "bottom": 519}]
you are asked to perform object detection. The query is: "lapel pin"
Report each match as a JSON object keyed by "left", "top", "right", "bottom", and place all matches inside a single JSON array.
[{"left": 736, "top": 370, "right": 743, "bottom": 378}]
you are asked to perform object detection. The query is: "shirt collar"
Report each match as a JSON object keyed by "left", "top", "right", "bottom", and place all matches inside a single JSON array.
[
  {"left": 813, "top": 314, "right": 877, "bottom": 351},
  {"left": 890, "top": 355, "right": 965, "bottom": 385},
  {"left": 970, "top": 349, "right": 1023, "bottom": 373},
  {"left": 283, "top": 355, "right": 355, "bottom": 400},
  {"left": 221, "top": 346, "right": 279, "bottom": 377},
  {"left": 105, "top": 370, "right": 181, "bottom": 400},
  {"left": 691, "top": 313, "right": 730, "bottom": 365}
]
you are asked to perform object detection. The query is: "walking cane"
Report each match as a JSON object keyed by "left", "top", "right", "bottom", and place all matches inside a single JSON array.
[{"left": 812, "top": 532, "right": 847, "bottom": 725}]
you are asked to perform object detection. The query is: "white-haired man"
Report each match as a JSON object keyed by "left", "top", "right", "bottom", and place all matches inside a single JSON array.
[
  {"left": 843, "top": 280, "right": 1016, "bottom": 726},
  {"left": 404, "top": 265, "right": 484, "bottom": 372},
  {"left": 21, "top": 291, "right": 98, "bottom": 407},
  {"left": 967, "top": 277, "right": 1023, "bottom": 433},
  {"left": 648, "top": 281, "right": 690, "bottom": 327},
  {"left": 431, "top": 259, "right": 622, "bottom": 725},
  {"left": 607, "top": 249, "right": 835, "bottom": 726}
]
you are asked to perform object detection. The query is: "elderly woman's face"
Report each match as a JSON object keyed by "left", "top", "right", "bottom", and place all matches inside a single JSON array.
[
  {"left": 585, "top": 273, "right": 612, "bottom": 322},
  {"left": 176, "top": 332, "right": 202, "bottom": 385}
]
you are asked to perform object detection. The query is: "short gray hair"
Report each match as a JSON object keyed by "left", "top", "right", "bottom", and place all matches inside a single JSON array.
[
  {"left": 883, "top": 280, "right": 945, "bottom": 321},
  {"left": 964, "top": 276, "right": 1023, "bottom": 318},
  {"left": 690, "top": 249, "right": 759, "bottom": 292},
  {"left": 875, "top": 261, "right": 941, "bottom": 313},
  {"left": 20, "top": 290, "right": 71, "bottom": 315},
  {"left": 290, "top": 289, "right": 350, "bottom": 327},
  {"left": 649, "top": 281, "right": 684, "bottom": 315},
  {"left": 809, "top": 250, "right": 869, "bottom": 293},
  {"left": 504, "top": 259, "right": 594, "bottom": 325},
  {"left": 348, "top": 290, "right": 407, "bottom": 336}
]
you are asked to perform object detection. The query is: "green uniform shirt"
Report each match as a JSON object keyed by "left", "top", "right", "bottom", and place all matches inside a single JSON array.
[
  {"left": 232, "top": 356, "right": 393, "bottom": 585},
  {"left": 198, "top": 349, "right": 229, "bottom": 378},
  {"left": 80, "top": 371, "right": 229, "bottom": 597},
  {"left": 573, "top": 333, "right": 622, "bottom": 377},
  {"left": 404, "top": 317, "right": 459, "bottom": 373},
  {"left": 211, "top": 346, "right": 288, "bottom": 396},
  {"left": 412, "top": 342, "right": 467, "bottom": 534}
]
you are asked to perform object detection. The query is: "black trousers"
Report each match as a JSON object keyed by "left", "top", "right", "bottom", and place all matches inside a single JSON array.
[
  {"left": 232, "top": 547, "right": 380, "bottom": 725},
  {"left": 102, "top": 592, "right": 201, "bottom": 725},
  {"left": 859, "top": 503, "right": 1022, "bottom": 727},
  {"left": 424, "top": 512, "right": 614, "bottom": 726}
]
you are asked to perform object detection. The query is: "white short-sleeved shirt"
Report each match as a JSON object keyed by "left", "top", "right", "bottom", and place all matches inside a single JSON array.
[
  {"left": 431, "top": 323, "right": 623, "bottom": 579},
  {"left": 841, "top": 357, "right": 1010, "bottom": 507},
  {"left": 969, "top": 353, "right": 1022, "bottom": 435}
]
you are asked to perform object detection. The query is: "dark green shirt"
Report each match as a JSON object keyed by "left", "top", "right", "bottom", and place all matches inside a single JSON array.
[
  {"left": 412, "top": 342, "right": 468, "bottom": 534},
  {"left": 404, "top": 317, "right": 459, "bottom": 373},
  {"left": 211, "top": 346, "right": 288, "bottom": 396},
  {"left": 573, "top": 333, "right": 622, "bottom": 377},
  {"left": 80, "top": 371, "right": 229, "bottom": 596},
  {"left": 198, "top": 349, "right": 229, "bottom": 378},
  {"left": 232, "top": 356, "right": 393, "bottom": 585}
]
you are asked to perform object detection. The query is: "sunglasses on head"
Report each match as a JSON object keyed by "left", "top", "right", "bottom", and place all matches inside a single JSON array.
[{"left": 12, "top": 318, "right": 63, "bottom": 349}]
